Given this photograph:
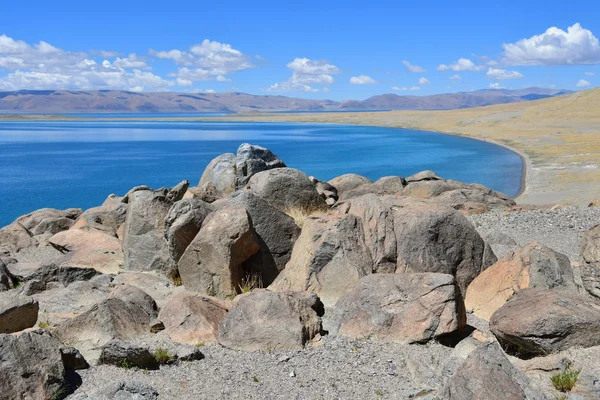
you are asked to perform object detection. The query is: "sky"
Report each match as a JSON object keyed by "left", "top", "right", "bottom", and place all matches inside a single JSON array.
[{"left": 0, "top": 0, "right": 598, "bottom": 100}]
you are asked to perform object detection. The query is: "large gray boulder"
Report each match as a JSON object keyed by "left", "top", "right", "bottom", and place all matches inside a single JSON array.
[
  {"left": 329, "top": 273, "right": 465, "bottom": 343},
  {"left": 581, "top": 224, "right": 600, "bottom": 298},
  {"left": 164, "top": 198, "right": 214, "bottom": 263},
  {"left": 226, "top": 191, "right": 300, "bottom": 284},
  {"left": 199, "top": 153, "right": 237, "bottom": 195},
  {"left": 0, "top": 331, "right": 82, "bottom": 400},
  {"left": 16, "top": 207, "right": 82, "bottom": 236},
  {"left": 268, "top": 214, "right": 373, "bottom": 307},
  {"left": 235, "top": 143, "right": 286, "bottom": 188},
  {"left": 246, "top": 168, "right": 327, "bottom": 212},
  {"left": 178, "top": 207, "right": 261, "bottom": 299},
  {"left": 490, "top": 288, "right": 600, "bottom": 357},
  {"left": 0, "top": 292, "right": 39, "bottom": 333},
  {"left": 327, "top": 173, "right": 372, "bottom": 198},
  {"left": 340, "top": 176, "right": 406, "bottom": 200},
  {"left": 98, "top": 340, "right": 158, "bottom": 369},
  {"left": 122, "top": 182, "right": 187, "bottom": 272},
  {"left": 218, "top": 290, "right": 323, "bottom": 351},
  {"left": 71, "top": 199, "right": 128, "bottom": 235},
  {"left": 443, "top": 342, "right": 545, "bottom": 400}
]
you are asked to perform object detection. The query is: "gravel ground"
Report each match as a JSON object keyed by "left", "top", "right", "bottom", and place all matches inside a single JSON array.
[{"left": 468, "top": 206, "right": 600, "bottom": 261}]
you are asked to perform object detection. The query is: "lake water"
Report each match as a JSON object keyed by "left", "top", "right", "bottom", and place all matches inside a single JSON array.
[{"left": 0, "top": 120, "right": 523, "bottom": 227}]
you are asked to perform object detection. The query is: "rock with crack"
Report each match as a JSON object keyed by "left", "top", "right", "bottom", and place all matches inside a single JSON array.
[
  {"left": 0, "top": 292, "right": 39, "bottom": 333},
  {"left": 581, "top": 223, "right": 600, "bottom": 298},
  {"left": 328, "top": 273, "right": 466, "bottom": 343},
  {"left": 164, "top": 198, "right": 214, "bottom": 263},
  {"left": 218, "top": 290, "right": 324, "bottom": 351},
  {"left": 235, "top": 143, "right": 286, "bottom": 188}
]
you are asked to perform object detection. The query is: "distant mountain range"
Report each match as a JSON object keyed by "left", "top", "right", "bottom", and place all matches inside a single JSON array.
[{"left": 0, "top": 88, "right": 572, "bottom": 113}]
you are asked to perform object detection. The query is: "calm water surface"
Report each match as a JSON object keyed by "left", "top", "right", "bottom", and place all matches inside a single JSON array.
[{"left": 0, "top": 120, "right": 523, "bottom": 227}]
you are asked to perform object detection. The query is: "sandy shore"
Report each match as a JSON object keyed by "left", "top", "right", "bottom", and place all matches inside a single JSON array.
[{"left": 3, "top": 88, "right": 599, "bottom": 205}]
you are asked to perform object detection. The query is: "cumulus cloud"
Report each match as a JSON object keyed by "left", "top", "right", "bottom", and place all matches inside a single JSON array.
[
  {"left": 449, "top": 74, "right": 461, "bottom": 80},
  {"left": 402, "top": 60, "right": 426, "bottom": 73},
  {"left": 391, "top": 86, "right": 420, "bottom": 91},
  {"left": 268, "top": 58, "right": 341, "bottom": 92},
  {"left": 486, "top": 67, "right": 524, "bottom": 80},
  {"left": 437, "top": 58, "right": 485, "bottom": 72},
  {"left": 349, "top": 75, "right": 376, "bottom": 84},
  {"left": 112, "top": 54, "right": 150, "bottom": 70},
  {"left": 576, "top": 79, "right": 591, "bottom": 87},
  {"left": 418, "top": 77, "right": 430, "bottom": 85},
  {"left": 503, "top": 23, "right": 600, "bottom": 65},
  {"left": 489, "top": 82, "right": 505, "bottom": 89}
]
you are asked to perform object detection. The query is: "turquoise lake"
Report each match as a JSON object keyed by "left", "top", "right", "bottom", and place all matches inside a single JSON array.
[{"left": 0, "top": 120, "right": 523, "bottom": 227}]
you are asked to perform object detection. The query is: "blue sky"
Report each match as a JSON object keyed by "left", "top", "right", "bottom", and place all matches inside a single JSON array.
[{"left": 0, "top": 0, "right": 598, "bottom": 100}]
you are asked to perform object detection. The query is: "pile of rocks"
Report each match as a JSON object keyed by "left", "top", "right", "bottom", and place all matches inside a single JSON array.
[{"left": 0, "top": 143, "right": 599, "bottom": 399}]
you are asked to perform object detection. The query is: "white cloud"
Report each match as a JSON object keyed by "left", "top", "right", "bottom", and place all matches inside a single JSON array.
[
  {"left": 418, "top": 77, "right": 430, "bottom": 85},
  {"left": 503, "top": 23, "right": 600, "bottom": 65},
  {"left": 349, "top": 75, "right": 376, "bottom": 84},
  {"left": 268, "top": 58, "right": 341, "bottom": 92},
  {"left": 391, "top": 86, "right": 420, "bottom": 91},
  {"left": 437, "top": 58, "right": 485, "bottom": 72},
  {"left": 449, "top": 74, "right": 461, "bottom": 80},
  {"left": 576, "top": 79, "right": 591, "bottom": 88},
  {"left": 489, "top": 82, "right": 505, "bottom": 89},
  {"left": 585, "top": 71, "right": 596, "bottom": 76},
  {"left": 486, "top": 67, "right": 524, "bottom": 80},
  {"left": 402, "top": 60, "right": 426, "bottom": 73},
  {"left": 112, "top": 53, "right": 150, "bottom": 70}
]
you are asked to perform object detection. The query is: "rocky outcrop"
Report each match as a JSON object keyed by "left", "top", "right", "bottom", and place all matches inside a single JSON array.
[
  {"left": 581, "top": 224, "right": 600, "bottom": 298},
  {"left": 235, "top": 143, "right": 286, "bottom": 188},
  {"left": 164, "top": 198, "right": 214, "bottom": 263},
  {"left": 16, "top": 207, "right": 82, "bottom": 236},
  {"left": 329, "top": 273, "right": 465, "bottom": 343},
  {"left": 98, "top": 340, "right": 159, "bottom": 369},
  {"left": 158, "top": 291, "right": 229, "bottom": 345},
  {"left": 465, "top": 242, "right": 577, "bottom": 320},
  {"left": 122, "top": 182, "right": 188, "bottom": 272},
  {"left": 70, "top": 198, "right": 127, "bottom": 235},
  {"left": 178, "top": 207, "right": 261, "bottom": 298},
  {"left": 0, "top": 292, "right": 39, "bottom": 333},
  {"left": 246, "top": 168, "right": 327, "bottom": 212},
  {"left": 199, "top": 153, "right": 237, "bottom": 195},
  {"left": 327, "top": 173, "right": 372, "bottom": 198},
  {"left": 268, "top": 214, "right": 372, "bottom": 306},
  {"left": 443, "top": 342, "right": 545, "bottom": 400},
  {"left": 309, "top": 176, "right": 339, "bottom": 206},
  {"left": 490, "top": 289, "right": 600, "bottom": 357},
  {"left": 340, "top": 176, "right": 406, "bottom": 199},
  {"left": 218, "top": 290, "right": 323, "bottom": 351},
  {"left": 0, "top": 259, "right": 17, "bottom": 291}
]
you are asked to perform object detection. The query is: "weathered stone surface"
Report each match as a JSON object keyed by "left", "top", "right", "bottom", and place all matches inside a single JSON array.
[
  {"left": 247, "top": 168, "right": 327, "bottom": 212},
  {"left": 109, "top": 284, "right": 158, "bottom": 320},
  {"left": 179, "top": 207, "right": 261, "bottom": 298},
  {"left": 16, "top": 207, "right": 82, "bottom": 234},
  {"left": 406, "top": 170, "right": 442, "bottom": 183},
  {"left": 0, "top": 222, "right": 38, "bottom": 255},
  {"left": 490, "top": 289, "right": 600, "bottom": 357},
  {"left": 400, "top": 179, "right": 467, "bottom": 199},
  {"left": 329, "top": 273, "right": 465, "bottom": 343},
  {"left": 226, "top": 191, "right": 300, "bottom": 284},
  {"left": 0, "top": 331, "right": 72, "bottom": 400},
  {"left": 0, "top": 292, "right": 39, "bottom": 333},
  {"left": 0, "top": 259, "right": 17, "bottom": 291},
  {"left": 71, "top": 201, "right": 128, "bottom": 234},
  {"left": 268, "top": 214, "right": 372, "bottom": 307},
  {"left": 581, "top": 224, "right": 600, "bottom": 298},
  {"left": 112, "top": 271, "right": 179, "bottom": 309},
  {"left": 390, "top": 197, "right": 496, "bottom": 295},
  {"left": 158, "top": 291, "right": 229, "bottom": 345},
  {"left": 122, "top": 187, "right": 176, "bottom": 272},
  {"left": 194, "top": 182, "right": 223, "bottom": 203},
  {"left": 235, "top": 143, "right": 286, "bottom": 188},
  {"left": 31, "top": 217, "right": 75, "bottom": 236},
  {"left": 465, "top": 242, "right": 577, "bottom": 320},
  {"left": 218, "top": 290, "right": 323, "bottom": 351},
  {"left": 327, "top": 173, "right": 372, "bottom": 197},
  {"left": 98, "top": 340, "right": 158, "bottom": 369},
  {"left": 25, "top": 263, "right": 101, "bottom": 289},
  {"left": 434, "top": 187, "right": 516, "bottom": 209},
  {"left": 164, "top": 198, "right": 214, "bottom": 263},
  {"left": 310, "top": 176, "right": 339, "bottom": 205},
  {"left": 70, "top": 381, "right": 159, "bottom": 400},
  {"left": 443, "top": 342, "right": 545, "bottom": 400},
  {"left": 340, "top": 176, "right": 406, "bottom": 200},
  {"left": 199, "top": 153, "right": 237, "bottom": 195},
  {"left": 48, "top": 228, "right": 123, "bottom": 274}
]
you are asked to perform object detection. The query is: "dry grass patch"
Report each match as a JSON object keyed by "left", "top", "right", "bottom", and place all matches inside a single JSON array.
[{"left": 284, "top": 205, "right": 329, "bottom": 228}]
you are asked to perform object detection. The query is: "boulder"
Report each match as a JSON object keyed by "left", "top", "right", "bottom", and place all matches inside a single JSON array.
[
  {"left": 490, "top": 289, "right": 600, "bottom": 357},
  {"left": 98, "top": 340, "right": 158, "bottom": 369},
  {"left": 218, "top": 290, "right": 323, "bottom": 351},
  {"left": 47, "top": 227, "right": 124, "bottom": 274},
  {"left": 235, "top": 143, "right": 286, "bottom": 188},
  {"left": 310, "top": 176, "right": 339, "bottom": 205},
  {"left": 400, "top": 179, "right": 467, "bottom": 199},
  {"left": 199, "top": 153, "right": 237, "bottom": 195},
  {"left": 0, "top": 259, "right": 17, "bottom": 291},
  {"left": 71, "top": 201, "right": 128, "bottom": 234},
  {"left": 226, "top": 191, "right": 300, "bottom": 284},
  {"left": 581, "top": 224, "right": 600, "bottom": 298},
  {"left": 24, "top": 263, "right": 101, "bottom": 289},
  {"left": 0, "top": 331, "right": 74, "bottom": 400},
  {"left": 112, "top": 271, "right": 179, "bottom": 309},
  {"left": 340, "top": 176, "right": 406, "bottom": 200},
  {"left": 247, "top": 168, "right": 327, "bottom": 212},
  {"left": 109, "top": 284, "right": 158, "bottom": 319},
  {"left": 16, "top": 207, "right": 82, "bottom": 235},
  {"left": 122, "top": 184, "right": 185, "bottom": 272},
  {"left": 268, "top": 214, "right": 372, "bottom": 306},
  {"left": 443, "top": 342, "right": 545, "bottom": 400},
  {"left": 178, "top": 207, "right": 261, "bottom": 298},
  {"left": 158, "top": 291, "right": 229, "bottom": 345},
  {"left": 195, "top": 182, "right": 223, "bottom": 203},
  {"left": 390, "top": 197, "right": 496, "bottom": 295},
  {"left": 164, "top": 198, "right": 214, "bottom": 263},
  {"left": 329, "top": 273, "right": 465, "bottom": 343},
  {"left": 31, "top": 217, "right": 75, "bottom": 236},
  {"left": 406, "top": 170, "right": 442, "bottom": 183},
  {"left": 434, "top": 187, "right": 516, "bottom": 209},
  {"left": 0, "top": 221, "right": 38, "bottom": 255},
  {"left": 0, "top": 292, "right": 39, "bottom": 333},
  {"left": 327, "top": 173, "right": 372, "bottom": 197}
]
